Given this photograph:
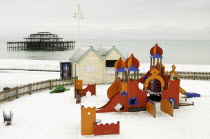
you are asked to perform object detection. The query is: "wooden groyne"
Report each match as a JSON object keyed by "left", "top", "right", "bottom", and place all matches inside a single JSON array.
[{"left": 7, "top": 32, "right": 75, "bottom": 51}]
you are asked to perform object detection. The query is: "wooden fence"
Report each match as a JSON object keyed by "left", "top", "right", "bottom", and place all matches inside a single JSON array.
[
  {"left": 0, "top": 78, "right": 76, "bottom": 103},
  {"left": 130, "top": 71, "right": 210, "bottom": 80}
]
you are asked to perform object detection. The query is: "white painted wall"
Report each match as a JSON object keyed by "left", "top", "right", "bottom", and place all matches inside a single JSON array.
[
  {"left": 72, "top": 49, "right": 124, "bottom": 84},
  {"left": 77, "top": 50, "right": 103, "bottom": 84},
  {"left": 102, "top": 49, "right": 124, "bottom": 84}
]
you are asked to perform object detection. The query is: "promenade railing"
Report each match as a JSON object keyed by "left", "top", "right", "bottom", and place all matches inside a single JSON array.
[{"left": 130, "top": 71, "right": 210, "bottom": 80}]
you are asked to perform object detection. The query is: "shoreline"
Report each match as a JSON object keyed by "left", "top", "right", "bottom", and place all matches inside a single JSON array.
[{"left": 0, "top": 59, "right": 210, "bottom": 72}]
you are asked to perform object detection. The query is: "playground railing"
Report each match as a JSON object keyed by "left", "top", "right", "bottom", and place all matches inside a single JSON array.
[
  {"left": 130, "top": 71, "right": 210, "bottom": 80},
  {"left": 0, "top": 78, "right": 77, "bottom": 103}
]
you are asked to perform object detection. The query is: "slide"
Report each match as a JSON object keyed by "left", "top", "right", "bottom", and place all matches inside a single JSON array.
[
  {"left": 97, "top": 93, "right": 119, "bottom": 110},
  {"left": 179, "top": 87, "right": 201, "bottom": 98},
  {"left": 97, "top": 93, "right": 127, "bottom": 113},
  {"left": 107, "top": 78, "right": 120, "bottom": 99}
]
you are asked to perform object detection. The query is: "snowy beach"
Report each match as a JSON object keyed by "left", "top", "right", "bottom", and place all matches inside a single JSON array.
[
  {"left": 0, "top": 80, "right": 210, "bottom": 139},
  {"left": 0, "top": 53, "right": 207, "bottom": 135},
  {"left": 0, "top": 59, "right": 210, "bottom": 139}
]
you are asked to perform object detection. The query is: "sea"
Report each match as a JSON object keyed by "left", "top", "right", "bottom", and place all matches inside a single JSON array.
[{"left": 0, "top": 40, "right": 210, "bottom": 65}]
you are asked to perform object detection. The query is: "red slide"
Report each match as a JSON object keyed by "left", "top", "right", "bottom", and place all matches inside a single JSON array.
[{"left": 97, "top": 93, "right": 127, "bottom": 113}]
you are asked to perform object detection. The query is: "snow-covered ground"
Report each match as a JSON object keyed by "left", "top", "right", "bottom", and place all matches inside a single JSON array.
[
  {"left": 0, "top": 70, "right": 60, "bottom": 91},
  {"left": 1, "top": 59, "right": 210, "bottom": 72},
  {"left": 0, "top": 80, "right": 210, "bottom": 139},
  {"left": 0, "top": 59, "right": 210, "bottom": 139},
  {"left": 0, "top": 59, "right": 60, "bottom": 71}
]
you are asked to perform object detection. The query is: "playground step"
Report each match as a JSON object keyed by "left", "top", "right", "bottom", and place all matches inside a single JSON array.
[{"left": 185, "top": 92, "right": 201, "bottom": 98}]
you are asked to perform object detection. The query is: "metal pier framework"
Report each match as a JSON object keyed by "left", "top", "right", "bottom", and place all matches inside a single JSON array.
[{"left": 7, "top": 32, "right": 75, "bottom": 51}]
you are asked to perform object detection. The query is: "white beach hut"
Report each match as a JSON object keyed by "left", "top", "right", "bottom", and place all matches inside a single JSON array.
[{"left": 70, "top": 46, "right": 125, "bottom": 84}]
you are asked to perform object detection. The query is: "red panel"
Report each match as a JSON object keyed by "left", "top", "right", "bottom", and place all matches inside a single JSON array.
[
  {"left": 94, "top": 122, "right": 120, "bottom": 136},
  {"left": 97, "top": 80, "right": 147, "bottom": 113},
  {"left": 162, "top": 74, "right": 169, "bottom": 90},
  {"left": 82, "top": 84, "right": 96, "bottom": 96},
  {"left": 128, "top": 80, "right": 147, "bottom": 108},
  {"left": 162, "top": 80, "right": 180, "bottom": 106}
]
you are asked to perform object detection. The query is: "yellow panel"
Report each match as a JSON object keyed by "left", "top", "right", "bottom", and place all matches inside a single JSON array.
[
  {"left": 169, "top": 64, "right": 178, "bottom": 79},
  {"left": 120, "top": 82, "right": 128, "bottom": 93},
  {"left": 75, "top": 80, "right": 83, "bottom": 90},
  {"left": 144, "top": 68, "right": 165, "bottom": 88},
  {"left": 179, "top": 87, "right": 186, "bottom": 95},
  {"left": 81, "top": 107, "right": 96, "bottom": 135},
  {"left": 75, "top": 80, "right": 83, "bottom": 97},
  {"left": 146, "top": 101, "right": 156, "bottom": 118},
  {"left": 161, "top": 99, "right": 173, "bottom": 116}
]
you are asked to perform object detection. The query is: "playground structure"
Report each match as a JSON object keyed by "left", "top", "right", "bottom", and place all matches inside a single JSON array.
[
  {"left": 81, "top": 106, "right": 120, "bottom": 136},
  {"left": 74, "top": 80, "right": 96, "bottom": 103},
  {"left": 49, "top": 85, "right": 70, "bottom": 93},
  {"left": 3, "top": 111, "right": 13, "bottom": 125},
  {"left": 96, "top": 44, "right": 200, "bottom": 117}
]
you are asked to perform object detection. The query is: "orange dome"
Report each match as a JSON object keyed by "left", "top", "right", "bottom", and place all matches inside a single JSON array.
[
  {"left": 125, "top": 54, "right": 140, "bottom": 69},
  {"left": 150, "top": 43, "right": 163, "bottom": 56},
  {"left": 114, "top": 57, "right": 126, "bottom": 69}
]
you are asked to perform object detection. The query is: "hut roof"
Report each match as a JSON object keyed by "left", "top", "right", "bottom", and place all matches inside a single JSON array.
[
  {"left": 70, "top": 46, "right": 125, "bottom": 63},
  {"left": 97, "top": 46, "right": 114, "bottom": 56},
  {"left": 70, "top": 46, "right": 95, "bottom": 63}
]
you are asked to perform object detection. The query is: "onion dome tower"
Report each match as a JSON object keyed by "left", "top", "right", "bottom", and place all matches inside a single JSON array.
[
  {"left": 125, "top": 54, "right": 140, "bottom": 80},
  {"left": 114, "top": 57, "right": 126, "bottom": 80},
  {"left": 150, "top": 43, "right": 163, "bottom": 75}
]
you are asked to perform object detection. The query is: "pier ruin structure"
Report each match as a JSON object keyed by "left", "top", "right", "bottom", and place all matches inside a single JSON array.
[{"left": 7, "top": 32, "right": 75, "bottom": 51}]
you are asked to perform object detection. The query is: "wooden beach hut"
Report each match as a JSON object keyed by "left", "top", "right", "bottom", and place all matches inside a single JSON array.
[{"left": 70, "top": 46, "right": 125, "bottom": 84}]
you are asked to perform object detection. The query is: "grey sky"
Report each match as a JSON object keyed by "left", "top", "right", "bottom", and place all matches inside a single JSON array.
[{"left": 0, "top": 0, "right": 210, "bottom": 40}]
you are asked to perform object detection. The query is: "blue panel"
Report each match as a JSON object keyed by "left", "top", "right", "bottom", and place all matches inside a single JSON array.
[
  {"left": 128, "top": 65, "right": 140, "bottom": 71},
  {"left": 128, "top": 97, "right": 138, "bottom": 105},
  {"left": 121, "top": 91, "right": 127, "bottom": 96},
  {"left": 144, "top": 76, "right": 148, "bottom": 80},
  {"left": 186, "top": 92, "right": 201, "bottom": 98},
  {"left": 117, "top": 67, "right": 126, "bottom": 72},
  {"left": 150, "top": 53, "right": 163, "bottom": 58},
  {"left": 167, "top": 98, "right": 176, "bottom": 105},
  {"left": 146, "top": 99, "right": 154, "bottom": 105}
]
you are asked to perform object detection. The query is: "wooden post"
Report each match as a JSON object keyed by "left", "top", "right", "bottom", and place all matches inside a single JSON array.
[
  {"left": 94, "top": 84, "right": 96, "bottom": 96},
  {"left": 153, "top": 58, "right": 155, "bottom": 67},
  {"left": 134, "top": 71, "right": 136, "bottom": 80},
  {"left": 128, "top": 71, "right": 130, "bottom": 81},
  {"left": 16, "top": 87, "right": 19, "bottom": 98},
  {"left": 122, "top": 72, "right": 125, "bottom": 81},
  {"left": 160, "top": 58, "right": 162, "bottom": 76},
  {"left": 137, "top": 71, "right": 139, "bottom": 80},
  {"left": 49, "top": 80, "right": 52, "bottom": 90},
  {"left": 29, "top": 84, "right": 32, "bottom": 95},
  {"left": 150, "top": 58, "right": 152, "bottom": 66},
  {"left": 115, "top": 72, "right": 118, "bottom": 78}
]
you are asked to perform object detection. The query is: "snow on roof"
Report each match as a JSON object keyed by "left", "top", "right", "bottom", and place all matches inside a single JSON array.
[
  {"left": 70, "top": 46, "right": 125, "bottom": 63},
  {"left": 97, "top": 46, "right": 114, "bottom": 57},
  {"left": 69, "top": 46, "right": 92, "bottom": 62}
]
